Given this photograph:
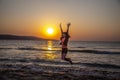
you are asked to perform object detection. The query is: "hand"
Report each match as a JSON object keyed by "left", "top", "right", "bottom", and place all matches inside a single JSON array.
[{"left": 67, "top": 23, "right": 71, "bottom": 27}]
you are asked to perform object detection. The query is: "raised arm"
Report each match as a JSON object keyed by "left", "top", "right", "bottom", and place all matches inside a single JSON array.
[
  {"left": 66, "top": 23, "right": 71, "bottom": 33},
  {"left": 60, "top": 23, "right": 63, "bottom": 34}
]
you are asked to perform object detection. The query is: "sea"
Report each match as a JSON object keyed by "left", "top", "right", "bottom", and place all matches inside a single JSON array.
[{"left": 0, "top": 40, "right": 120, "bottom": 74}]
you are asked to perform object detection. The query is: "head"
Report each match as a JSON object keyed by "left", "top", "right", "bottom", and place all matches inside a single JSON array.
[{"left": 62, "top": 32, "right": 70, "bottom": 38}]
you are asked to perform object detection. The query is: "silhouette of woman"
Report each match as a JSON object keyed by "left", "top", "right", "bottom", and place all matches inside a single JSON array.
[{"left": 59, "top": 23, "right": 73, "bottom": 64}]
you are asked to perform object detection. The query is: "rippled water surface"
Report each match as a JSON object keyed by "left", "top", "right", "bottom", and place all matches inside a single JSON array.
[{"left": 0, "top": 40, "right": 120, "bottom": 72}]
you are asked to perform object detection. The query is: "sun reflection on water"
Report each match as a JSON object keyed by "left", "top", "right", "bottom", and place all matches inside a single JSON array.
[
  {"left": 43, "top": 53, "right": 57, "bottom": 60},
  {"left": 47, "top": 41, "right": 52, "bottom": 50},
  {"left": 42, "top": 41, "right": 58, "bottom": 60}
]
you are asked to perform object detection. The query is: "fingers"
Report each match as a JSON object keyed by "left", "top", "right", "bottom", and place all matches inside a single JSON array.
[
  {"left": 67, "top": 23, "right": 71, "bottom": 27},
  {"left": 68, "top": 22, "right": 71, "bottom": 25},
  {"left": 60, "top": 23, "right": 71, "bottom": 26}
]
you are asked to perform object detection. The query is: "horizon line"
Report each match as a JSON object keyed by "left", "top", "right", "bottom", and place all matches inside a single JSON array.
[{"left": 0, "top": 33, "right": 120, "bottom": 42}]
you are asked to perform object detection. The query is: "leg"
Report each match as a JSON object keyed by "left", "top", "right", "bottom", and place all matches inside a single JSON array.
[
  {"left": 64, "top": 58, "right": 73, "bottom": 64},
  {"left": 62, "top": 48, "right": 73, "bottom": 64},
  {"left": 64, "top": 48, "right": 73, "bottom": 64},
  {"left": 61, "top": 53, "right": 66, "bottom": 60},
  {"left": 61, "top": 48, "right": 67, "bottom": 60}
]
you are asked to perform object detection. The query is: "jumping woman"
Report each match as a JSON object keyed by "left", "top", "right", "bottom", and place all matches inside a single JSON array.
[{"left": 59, "top": 23, "right": 73, "bottom": 64}]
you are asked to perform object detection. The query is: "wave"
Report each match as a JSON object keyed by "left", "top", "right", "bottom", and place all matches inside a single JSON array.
[
  {"left": 18, "top": 47, "right": 42, "bottom": 51},
  {"left": 69, "top": 50, "right": 120, "bottom": 54},
  {"left": 18, "top": 47, "right": 120, "bottom": 54},
  {"left": 94, "top": 48, "right": 120, "bottom": 49},
  {"left": 75, "top": 62, "right": 120, "bottom": 69},
  {"left": 0, "top": 58, "right": 120, "bottom": 69},
  {"left": 17, "top": 47, "right": 57, "bottom": 51},
  {"left": 0, "top": 47, "right": 120, "bottom": 54},
  {"left": 70, "top": 47, "right": 86, "bottom": 48},
  {"left": 0, "top": 58, "right": 67, "bottom": 64},
  {"left": 0, "top": 48, "right": 13, "bottom": 50}
]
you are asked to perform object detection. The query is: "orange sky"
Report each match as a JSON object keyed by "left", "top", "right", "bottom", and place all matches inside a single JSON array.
[{"left": 0, "top": 0, "right": 120, "bottom": 41}]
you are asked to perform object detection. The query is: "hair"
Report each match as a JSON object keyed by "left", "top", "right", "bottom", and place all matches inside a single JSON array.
[
  {"left": 60, "top": 32, "right": 70, "bottom": 41},
  {"left": 62, "top": 32, "right": 70, "bottom": 38}
]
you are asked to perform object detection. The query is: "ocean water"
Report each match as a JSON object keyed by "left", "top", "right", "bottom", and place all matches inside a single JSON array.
[{"left": 0, "top": 40, "right": 120, "bottom": 73}]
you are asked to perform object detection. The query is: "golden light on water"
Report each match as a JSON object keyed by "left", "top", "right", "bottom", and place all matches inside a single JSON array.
[
  {"left": 41, "top": 41, "right": 58, "bottom": 60},
  {"left": 43, "top": 53, "right": 57, "bottom": 60},
  {"left": 48, "top": 47, "right": 52, "bottom": 50},
  {"left": 47, "top": 41, "right": 52, "bottom": 50}
]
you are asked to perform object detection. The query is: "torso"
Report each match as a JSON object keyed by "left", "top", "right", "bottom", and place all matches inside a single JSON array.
[{"left": 61, "top": 37, "right": 69, "bottom": 48}]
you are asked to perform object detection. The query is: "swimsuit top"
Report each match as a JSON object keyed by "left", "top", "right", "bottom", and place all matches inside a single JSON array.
[{"left": 61, "top": 37, "right": 69, "bottom": 48}]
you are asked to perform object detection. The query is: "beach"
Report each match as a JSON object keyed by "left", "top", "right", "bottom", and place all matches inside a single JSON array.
[
  {"left": 0, "top": 63, "right": 120, "bottom": 80},
  {"left": 0, "top": 40, "right": 120, "bottom": 80}
]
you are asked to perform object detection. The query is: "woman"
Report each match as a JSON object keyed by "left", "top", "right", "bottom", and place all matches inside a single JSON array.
[{"left": 59, "top": 23, "right": 73, "bottom": 64}]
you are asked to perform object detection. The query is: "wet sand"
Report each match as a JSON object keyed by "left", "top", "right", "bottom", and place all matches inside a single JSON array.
[
  {"left": 0, "top": 69, "right": 118, "bottom": 80},
  {"left": 0, "top": 64, "right": 120, "bottom": 80}
]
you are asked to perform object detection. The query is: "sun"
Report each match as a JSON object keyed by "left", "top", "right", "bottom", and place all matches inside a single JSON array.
[{"left": 47, "top": 28, "right": 54, "bottom": 34}]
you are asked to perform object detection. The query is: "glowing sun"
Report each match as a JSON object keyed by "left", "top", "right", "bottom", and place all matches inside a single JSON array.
[{"left": 47, "top": 28, "right": 54, "bottom": 34}]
